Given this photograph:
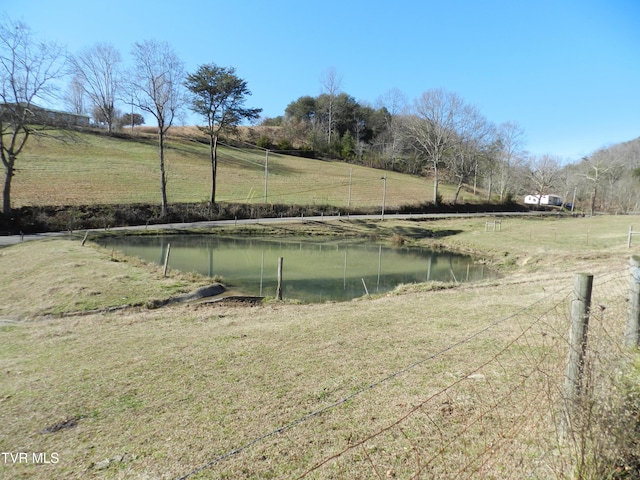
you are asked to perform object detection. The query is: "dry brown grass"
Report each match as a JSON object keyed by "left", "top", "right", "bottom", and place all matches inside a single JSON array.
[
  {"left": 0, "top": 239, "right": 210, "bottom": 319},
  {"left": 0, "top": 215, "right": 638, "bottom": 479}
]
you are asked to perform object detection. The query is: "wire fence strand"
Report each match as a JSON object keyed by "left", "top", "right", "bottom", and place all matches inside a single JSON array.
[{"left": 176, "top": 266, "right": 639, "bottom": 479}]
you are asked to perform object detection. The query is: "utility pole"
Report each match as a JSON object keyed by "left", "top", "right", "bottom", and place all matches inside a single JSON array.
[
  {"left": 347, "top": 168, "right": 352, "bottom": 208},
  {"left": 381, "top": 174, "right": 387, "bottom": 220},
  {"left": 264, "top": 149, "right": 269, "bottom": 203}
]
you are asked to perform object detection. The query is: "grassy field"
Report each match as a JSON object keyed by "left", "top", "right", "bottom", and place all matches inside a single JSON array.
[
  {"left": 3, "top": 128, "right": 479, "bottom": 209},
  {"left": 1, "top": 215, "right": 639, "bottom": 479}
]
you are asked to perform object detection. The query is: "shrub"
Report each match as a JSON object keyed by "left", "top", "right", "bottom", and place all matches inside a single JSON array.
[
  {"left": 391, "top": 234, "right": 406, "bottom": 246},
  {"left": 276, "top": 138, "right": 293, "bottom": 151},
  {"left": 256, "top": 135, "right": 272, "bottom": 149}
]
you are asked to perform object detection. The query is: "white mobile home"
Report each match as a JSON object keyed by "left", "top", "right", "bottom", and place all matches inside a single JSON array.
[{"left": 524, "top": 194, "right": 563, "bottom": 207}]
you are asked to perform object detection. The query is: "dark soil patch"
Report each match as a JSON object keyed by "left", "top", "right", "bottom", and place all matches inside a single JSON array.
[{"left": 41, "top": 416, "right": 81, "bottom": 434}]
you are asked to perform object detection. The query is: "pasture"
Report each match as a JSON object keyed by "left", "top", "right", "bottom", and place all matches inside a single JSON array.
[
  {"left": 4, "top": 128, "right": 477, "bottom": 210},
  {"left": 1, "top": 214, "right": 639, "bottom": 478}
]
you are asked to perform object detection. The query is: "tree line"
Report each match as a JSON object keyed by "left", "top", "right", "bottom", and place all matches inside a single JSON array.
[
  {"left": 0, "top": 16, "right": 260, "bottom": 217},
  {"left": 1, "top": 15, "right": 638, "bottom": 219},
  {"left": 264, "top": 73, "right": 640, "bottom": 213}
]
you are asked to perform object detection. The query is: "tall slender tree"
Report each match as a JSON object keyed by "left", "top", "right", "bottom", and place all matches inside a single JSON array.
[
  {"left": 185, "top": 63, "right": 261, "bottom": 204},
  {"left": 375, "top": 88, "right": 407, "bottom": 170},
  {"left": 0, "top": 17, "right": 66, "bottom": 216},
  {"left": 69, "top": 43, "right": 121, "bottom": 134},
  {"left": 63, "top": 76, "right": 86, "bottom": 115},
  {"left": 495, "top": 121, "right": 526, "bottom": 202},
  {"left": 128, "top": 40, "right": 184, "bottom": 217},
  {"left": 320, "top": 67, "right": 342, "bottom": 146}
]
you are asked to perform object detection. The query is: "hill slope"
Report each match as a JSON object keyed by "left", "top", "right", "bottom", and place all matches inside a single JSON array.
[{"left": 5, "top": 129, "right": 481, "bottom": 209}]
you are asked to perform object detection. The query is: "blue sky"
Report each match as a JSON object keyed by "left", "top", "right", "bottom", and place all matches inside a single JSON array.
[{"left": 2, "top": 0, "right": 639, "bottom": 161}]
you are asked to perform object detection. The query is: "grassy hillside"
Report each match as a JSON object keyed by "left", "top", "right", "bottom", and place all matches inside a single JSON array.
[{"left": 5, "top": 128, "right": 481, "bottom": 209}]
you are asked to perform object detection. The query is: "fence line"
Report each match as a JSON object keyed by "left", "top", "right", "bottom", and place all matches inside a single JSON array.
[
  {"left": 298, "top": 288, "right": 575, "bottom": 478},
  {"left": 176, "top": 274, "right": 596, "bottom": 479},
  {"left": 172, "top": 269, "right": 628, "bottom": 479},
  {"left": 175, "top": 265, "right": 635, "bottom": 479}
]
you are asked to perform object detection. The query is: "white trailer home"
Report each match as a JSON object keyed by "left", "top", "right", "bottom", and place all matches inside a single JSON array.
[{"left": 524, "top": 194, "right": 563, "bottom": 207}]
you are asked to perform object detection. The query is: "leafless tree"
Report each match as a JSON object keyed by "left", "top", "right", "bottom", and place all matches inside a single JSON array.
[
  {"left": 580, "top": 148, "right": 627, "bottom": 214},
  {"left": 449, "top": 105, "right": 493, "bottom": 204},
  {"left": 319, "top": 67, "right": 342, "bottom": 145},
  {"left": 495, "top": 121, "right": 526, "bottom": 202},
  {"left": 610, "top": 174, "right": 640, "bottom": 213},
  {"left": 375, "top": 88, "right": 407, "bottom": 170},
  {"left": 404, "top": 88, "right": 467, "bottom": 205},
  {"left": 526, "top": 154, "right": 563, "bottom": 202},
  {"left": 63, "top": 76, "right": 86, "bottom": 115},
  {"left": 128, "top": 40, "right": 184, "bottom": 217},
  {"left": 69, "top": 42, "right": 121, "bottom": 134},
  {"left": 0, "top": 16, "right": 66, "bottom": 216}
]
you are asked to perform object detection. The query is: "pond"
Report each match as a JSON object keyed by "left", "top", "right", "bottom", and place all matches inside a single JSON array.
[{"left": 99, "top": 235, "right": 496, "bottom": 303}]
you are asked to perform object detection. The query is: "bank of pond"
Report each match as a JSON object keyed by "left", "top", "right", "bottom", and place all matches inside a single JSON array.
[{"left": 99, "top": 235, "right": 497, "bottom": 303}]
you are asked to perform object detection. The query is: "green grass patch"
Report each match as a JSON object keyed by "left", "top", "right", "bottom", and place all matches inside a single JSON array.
[{"left": 4, "top": 129, "right": 471, "bottom": 209}]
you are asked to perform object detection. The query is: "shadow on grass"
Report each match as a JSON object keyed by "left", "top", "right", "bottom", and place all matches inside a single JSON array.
[{"left": 303, "top": 220, "right": 464, "bottom": 241}]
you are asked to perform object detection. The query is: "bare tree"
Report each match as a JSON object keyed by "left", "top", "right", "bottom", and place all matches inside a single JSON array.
[
  {"left": 320, "top": 67, "right": 342, "bottom": 145},
  {"left": 476, "top": 130, "right": 501, "bottom": 200},
  {"left": 526, "top": 154, "right": 562, "bottom": 203},
  {"left": 63, "top": 76, "right": 86, "bottom": 115},
  {"left": 580, "top": 148, "right": 625, "bottom": 214},
  {"left": 611, "top": 174, "right": 640, "bottom": 213},
  {"left": 495, "top": 121, "right": 526, "bottom": 202},
  {"left": 449, "top": 105, "right": 493, "bottom": 204},
  {"left": 404, "top": 88, "right": 466, "bottom": 205},
  {"left": 0, "top": 16, "right": 66, "bottom": 216},
  {"left": 375, "top": 88, "right": 407, "bottom": 170},
  {"left": 128, "top": 40, "right": 184, "bottom": 217},
  {"left": 69, "top": 43, "right": 121, "bottom": 134}
]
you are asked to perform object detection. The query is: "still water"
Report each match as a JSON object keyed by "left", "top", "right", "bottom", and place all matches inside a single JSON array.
[{"left": 100, "top": 235, "right": 495, "bottom": 303}]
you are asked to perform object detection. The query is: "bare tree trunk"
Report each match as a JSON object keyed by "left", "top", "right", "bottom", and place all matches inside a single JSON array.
[
  {"left": 453, "top": 176, "right": 464, "bottom": 204},
  {"left": 473, "top": 158, "right": 478, "bottom": 194},
  {"left": 158, "top": 129, "right": 168, "bottom": 217},
  {"left": 433, "top": 163, "right": 439, "bottom": 205},
  {"left": 487, "top": 171, "right": 493, "bottom": 201},
  {"left": 2, "top": 160, "right": 13, "bottom": 216},
  {"left": 210, "top": 135, "right": 218, "bottom": 205}
]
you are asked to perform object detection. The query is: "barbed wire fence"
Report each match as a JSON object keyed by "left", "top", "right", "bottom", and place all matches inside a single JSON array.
[{"left": 176, "top": 263, "right": 639, "bottom": 479}]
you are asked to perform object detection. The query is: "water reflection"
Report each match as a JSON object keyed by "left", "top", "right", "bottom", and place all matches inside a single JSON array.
[{"left": 100, "top": 235, "right": 496, "bottom": 303}]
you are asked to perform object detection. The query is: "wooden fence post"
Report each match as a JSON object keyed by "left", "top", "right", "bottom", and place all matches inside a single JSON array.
[
  {"left": 561, "top": 272, "right": 593, "bottom": 436},
  {"left": 163, "top": 243, "right": 171, "bottom": 277},
  {"left": 626, "top": 256, "right": 640, "bottom": 348},
  {"left": 276, "top": 257, "right": 283, "bottom": 300}
]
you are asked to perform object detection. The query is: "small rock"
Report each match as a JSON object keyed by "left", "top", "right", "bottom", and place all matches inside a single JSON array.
[{"left": 95, "top": 459, "right": 111, "bottom": 470}]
